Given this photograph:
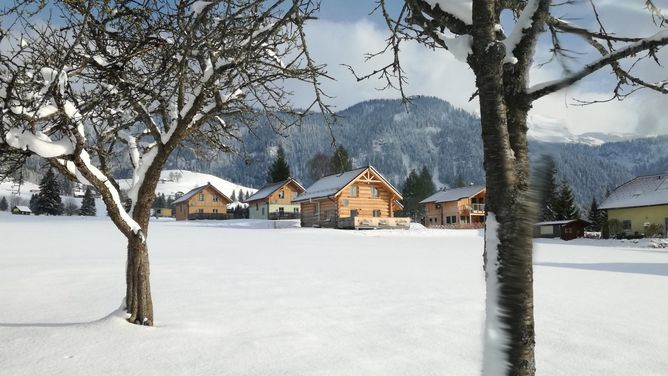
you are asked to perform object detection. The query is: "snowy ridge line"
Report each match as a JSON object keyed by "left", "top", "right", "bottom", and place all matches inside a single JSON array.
[{"left": 482, "top": 213, "right": 510, "bottom": 376}]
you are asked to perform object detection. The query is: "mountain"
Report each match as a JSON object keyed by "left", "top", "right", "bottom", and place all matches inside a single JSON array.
[{"left": 163, "top": 96, "right": 666, "bottom": 210}]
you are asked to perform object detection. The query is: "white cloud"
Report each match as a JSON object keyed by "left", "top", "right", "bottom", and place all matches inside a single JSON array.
[{"left": 295, "top": 17, "right": 668, "bottom": 136}]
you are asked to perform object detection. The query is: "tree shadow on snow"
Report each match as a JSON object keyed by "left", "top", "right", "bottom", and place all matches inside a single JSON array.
[
  {"left": 536, "top": 262, "right": 668, "bottom": 277},
  {"left": 0, "top": 301, "right": 128, "bottom": 328}
]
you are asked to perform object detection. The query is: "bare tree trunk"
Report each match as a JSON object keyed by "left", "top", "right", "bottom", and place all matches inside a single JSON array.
[
  {"left": 473, "top": 2, "right": 536, "bottom": 375},
  {"left": 126, "top": 236, "right": 153, "bottom": 325}
]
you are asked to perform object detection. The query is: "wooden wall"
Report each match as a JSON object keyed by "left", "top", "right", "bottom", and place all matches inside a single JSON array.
[
  {"left": 175, "top": 186, "right": 231, "bottom": 221},
  {"left": 337, "top": 182, "right": 394, "bottom": 218}
]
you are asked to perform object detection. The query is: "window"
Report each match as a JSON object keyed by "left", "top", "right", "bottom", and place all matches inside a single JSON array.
[
  {"left": 197, "top": 209, "right": 204, "bottom": 213},
  {"left": 623, "top": 220, "right": 632, "bottom": 231},
  {"left": 256, "top": 203, "right": 259, "bottom": 210},
  {"left": 198, "top": 193, "right": 204, "bottom": 201},
  {"left": 371, "top": 186, "right": 379, "bottom": 198},
  {"left": 278, "top": 190, "right": 285, "bottom": 199},
  {"left": 213, "top": 209, "right": 218, "bottom": 213},
  {"left": 213, "top": 196, "right": 219, "bottom": 202},
  {"left": 446, "top": 216, "right": 451, "bottom": 224},
  {"left": 294, "top": 207, "right": 299, "bottom": 213},
  {"left": 372, "top": 209, "right": 381, "bottom": 217},
  {"left": 350, "top": 185, "right": 359, "bottom": 197},
  {"left": 261, "top": 207, "right": 265, "bottom": 215},
  {"left": 342, "top": 199, "right": 349, "bottom": 207},
  {"left": 350, "top": 209, "right": 358, "bottom": 217}
]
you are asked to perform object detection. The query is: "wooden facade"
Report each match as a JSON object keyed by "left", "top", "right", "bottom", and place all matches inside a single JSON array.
[
  {"left": 246, "top": 179, "right": 305, "bottom": 220},
  {"left": 421, "top": 186, "right": 486, "bottom": 227},
  {"left": 294, "top": 166, "right": 409, "bottom": 229},
  {"left": 173, "top": 183, "right": 232, "bottom": 221}
]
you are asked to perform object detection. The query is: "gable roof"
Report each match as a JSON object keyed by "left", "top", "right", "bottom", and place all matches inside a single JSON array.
[
  {"left": 419, "top": 185, "right": 486, "bottom": 204},
  {"left": 172, "top": 183, "right": 231, "bottom": 205},
  {"left": 244, "top": 178, "right": 305, "bottom": 203},
  {"left": 13, "top": 205, "right": 31, "bottom": 212},
  {"left": 293, "top": 166, "right": 401, "bottom": 203},
  {"left": 600, "top": 174, "right": 668, "bottom": 210}
]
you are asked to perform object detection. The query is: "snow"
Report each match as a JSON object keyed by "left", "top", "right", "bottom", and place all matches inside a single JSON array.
[
  {"left": 1, "top": 215, "right": 668, "bottom": 375},
  {"left": 502, "top": 0, "right": 539, "bottom": 64},
  {"left": 527, "top": 114, "right": 606, "bottom": 145},
  {"left": 482, "top": 213, "right": 509, "bottom": 375},
  {"left": 437, "top": 33, "right": 473, "bottom": 63},
  {"left": 117, "top": 170, "right": 256, "bottom": 200},
  {"left": 420, "top": 185, "right": 485, "bottom": 204},
  {"left": 192, "top": 1, "right": 212, "bottom": 16},
  {"left": 5, "top": 128, "right": 74, "bottom": 158},
  {"left": 600, "top": 174, "right": 668, "bottom": 210},
  {"left": 424, "top": 0, "right": 472, "bottom": 25},
  {"left": 294, "top": 167, "right": 368, "bottom": 202}
]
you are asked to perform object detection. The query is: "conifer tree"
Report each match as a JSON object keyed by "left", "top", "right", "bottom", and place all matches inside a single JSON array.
[
  {"left": 307, "top": 152, "right": 332, "bottom": 182},
  {"left": 268, "top": 145, "right": 290, "bottom": 183},
  {"left": 587, "top": 197, "right": 601, "bottom": 231},
  {"left": 29, "top": 194, "right": 38, "bottom": 213},
  {"left": 534, "top": 155, "right": 558, "bottom": 221},
  {"left": 36, "top": 169, "right": 63, "bottom": 215},
  {"left": 230, "top": 190, "right": 237, "bottom": 202},
  {"left": 454, "top": 174, "right": 466, "bottom": 188},
  {"left": 401, "top": 166, "right": 436, "bottom": 221},
  {"left": 330, "top": 145, "right": 353, "bottom": 174},
  {"left": 553, "top": 183, "right": 580, "bottom": 220},
  {"left": 79, "top": 187, "right": 97, "bottom": 216},
  {"left": 0, "top": 196, "right": 8, "bottom": 211}
]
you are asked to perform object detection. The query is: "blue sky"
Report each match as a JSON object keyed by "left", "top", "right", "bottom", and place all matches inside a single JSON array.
[{"left": 294, "top": 1, "right": 668, "bottom": 136}]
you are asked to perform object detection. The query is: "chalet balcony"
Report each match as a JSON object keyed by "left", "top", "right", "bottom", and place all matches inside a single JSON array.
[
  {"left": 471, "top": 203, "right": 485, "bottom": 213},
  {"left": 187, "top": 213, "right": 232, "bottom": 220},
  {"left": 268, "top": 212, "right": 300, "bottom": 220}
]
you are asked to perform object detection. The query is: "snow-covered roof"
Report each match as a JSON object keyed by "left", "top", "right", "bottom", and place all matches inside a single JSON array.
[
  {"left": 13, "top": 206, "right": 32, "bottom": 212},
  {"left": 419, "top": 185, "right": 485, "bottom": 204},
  {"left": 244, "top": 178, "right": 305, "bottom": 203},
  {"left": 535, "top": 219, "right": 589, "bottom": 226},
  {"left": 294, "top": 166, "right": 400, "bottom": 203},
  {"left": 600, "top": 174, "right": 668, "bottom": 210},
  {"left": 172, "top": 183, "right": 231, "bottom": 205}
]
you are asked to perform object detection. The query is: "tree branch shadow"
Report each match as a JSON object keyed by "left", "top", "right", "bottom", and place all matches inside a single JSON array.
[{"left": 536, "top": 262, "right": 668, "bottom": 277}]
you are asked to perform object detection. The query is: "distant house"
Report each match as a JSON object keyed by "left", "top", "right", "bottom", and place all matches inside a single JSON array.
[
  {"left": 600, "top": 174, "right": 668, "bottom": 237},
  {"left": 12, "top": 206, "right": 32, "bottom": 215},
  {"left": 173, "top": 183, "right": 232, "bottom": 221},
  {"left": 420, "top": 185, "right": 486, "bottom": 227},
  {"left": 293, "top": 166, "right": 409, "bottom": 229},
  {"left": 151, "top": 208, "right": 173, "bottom": 218},
  {"left": 534, "top": 219, "right": 590, "bottom": 241},
  {"left": 245, "top": 178, "right": 305, "bottom": 220}
]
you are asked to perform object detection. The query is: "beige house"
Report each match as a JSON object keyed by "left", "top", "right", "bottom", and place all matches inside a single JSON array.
[
  {"left": 293, "top": 166, "right": 409, "bottom": 229},
  {"left": 600, "top": 174, "right": 668, "bottom": 237},
  {"left": 173, "top": 183, "right": 232, "bottom": 221},
  {"left": 420, "top": 185, "right": 486, "bottom": 227},
  {"left": 245, "top": 178, "right": 305, "bottom": 220}
]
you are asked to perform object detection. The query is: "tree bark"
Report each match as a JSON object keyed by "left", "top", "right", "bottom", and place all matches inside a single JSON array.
[
  {"left": 126, "top": 235, "right": 154, "bottom": 325},
  {"left": 472, "top": 2, "right": 536, "bottom": 375}
]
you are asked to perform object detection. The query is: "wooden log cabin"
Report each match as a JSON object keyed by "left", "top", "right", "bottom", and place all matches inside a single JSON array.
[
  {"left": 245, "top": 178, "right": 305, "bottom": 220},
  {"left": 173, "top": 183, "right": 233, "bottom": 221},
  {"left": 293, "top": 166, "right": 409, "bottom": 229},
  {"left": 420, "top": 185, "right": 486, "bottom": 227}
]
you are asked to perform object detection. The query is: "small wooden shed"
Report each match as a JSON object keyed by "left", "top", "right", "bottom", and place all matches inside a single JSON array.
[
  {"left": 11, "top": 206, "right": 32, "bottom": 215},
  {"left": 534, "top": 219, "right": 590, "bottom": 241}
]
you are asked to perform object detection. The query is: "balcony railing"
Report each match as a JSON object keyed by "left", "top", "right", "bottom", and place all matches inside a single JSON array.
[
  {"left": 268, "top": 212, "right": 300, "bottom": 220},
  {"left": 188, "top": 212, "right": 232, "bottom": 220},
  {"left": 471, "top": 203, "right": 485, "bottom": 212}
]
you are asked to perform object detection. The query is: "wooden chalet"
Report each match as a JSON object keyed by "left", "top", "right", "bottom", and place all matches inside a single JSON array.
[
  {"left": 293, "top": 166, "right": 409, "bottom": 229},
  {"left": 173, "top": 183, "right": 232, "bottom": 221},
  {"left": 420, "top": 185, "right": 486, "bottom": 227},
  {"left": 11, "top": 205, "right": 32, "bottom": 215},
  {"left": 245, "top": 178, "right": 305, "bottom": 220},
  {"left": 534, "top": 219, "right": 590, "bottom": 241},
  {"left": 600, "top": 174, "right": 668, "bottom": 238}
]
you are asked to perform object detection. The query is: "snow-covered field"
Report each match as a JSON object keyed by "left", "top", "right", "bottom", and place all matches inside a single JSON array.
[{"left": 1, "top": 214, "right": 667, "bottom": 375}]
